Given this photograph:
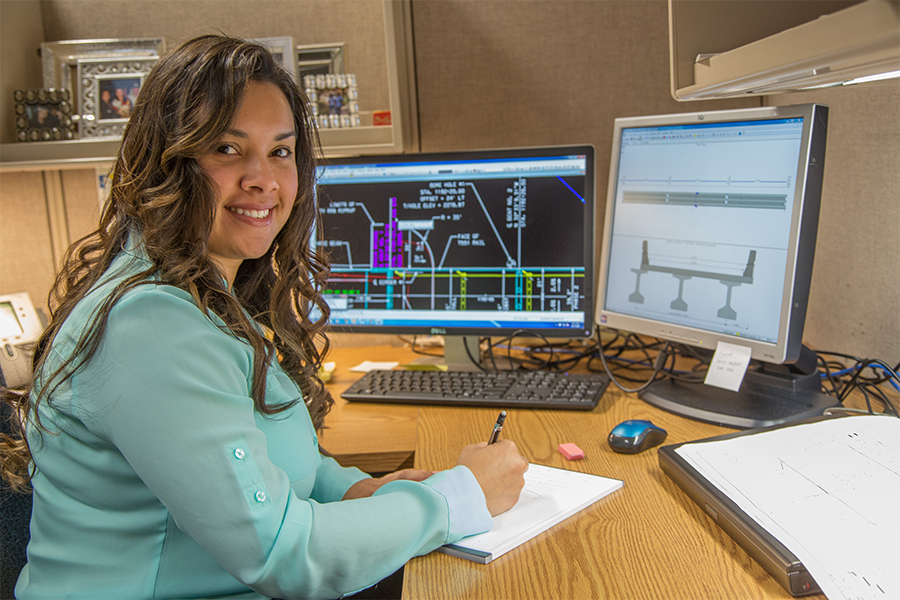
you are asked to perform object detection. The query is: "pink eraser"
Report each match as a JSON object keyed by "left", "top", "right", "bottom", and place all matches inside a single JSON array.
[{"left": 558, "top": 443, "right": 585, "bottom": 460}]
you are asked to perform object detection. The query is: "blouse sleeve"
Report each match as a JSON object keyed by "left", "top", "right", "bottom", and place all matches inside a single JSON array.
[{"left": 72, "top": 286, "right": 491, "bottom": 599}]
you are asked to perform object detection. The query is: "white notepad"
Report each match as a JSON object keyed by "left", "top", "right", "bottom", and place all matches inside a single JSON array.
[{"left": 440, "top": 463, "right": 623, "bottom": 564}]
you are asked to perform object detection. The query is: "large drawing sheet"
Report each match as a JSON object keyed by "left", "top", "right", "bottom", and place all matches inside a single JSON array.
[
  {"left": 441, "top": 464, "right": 623, "bottom": 564},
  {"left": 675, "top": 415, "right": 899, "bottom": 600}
]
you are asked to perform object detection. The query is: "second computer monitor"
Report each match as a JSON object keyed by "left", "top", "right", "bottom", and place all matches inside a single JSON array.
[{"left": 596, "top": 103, "right": 832, "bottom": 427}]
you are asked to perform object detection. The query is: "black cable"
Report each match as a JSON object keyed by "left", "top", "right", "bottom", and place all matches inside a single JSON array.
[
  {"left": 508, "top": 330, "right": 553, "bottom": 371},
  {"left": 461, "top": 337, "right": 488, "bottom": 372},
  {"left": 598, "top": 337, "right": 672, "bottom": 394},
  {"left": 867, "top": 385, "right": 899, "bottom": 416},
  {"left": 813, "top": 351, "right": 899, "bottom": 416},
  {"left": 520, "top": 341, "right": 590, "bottom": 371},
  {"left": 589, "top": 331, "right": 660, "bottom": 381},
  {"left": 477, "top": 330, "right": 561, "bottom": 372},
  {"left": 847, "top": 359, "right": 900, "bottom": 416},
  {"left": 593, "top": 332, "right": 707, "bottom": 385}
]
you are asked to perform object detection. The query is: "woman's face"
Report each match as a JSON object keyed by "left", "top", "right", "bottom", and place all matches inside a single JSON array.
[{"left": 198, "top": 81, "right": 298, "bottom": 285}]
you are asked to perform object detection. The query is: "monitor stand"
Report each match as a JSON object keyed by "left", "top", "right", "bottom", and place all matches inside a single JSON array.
[
  {"left": 408, "top": 336, "right": 518, "bottom": 371},
  {"left": 638, "top": 345, "right": 840, "bottom": 429}
]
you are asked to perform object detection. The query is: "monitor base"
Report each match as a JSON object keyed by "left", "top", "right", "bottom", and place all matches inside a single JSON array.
[{"left": 639, "top": 346, "right": 840, "bottom": 429}]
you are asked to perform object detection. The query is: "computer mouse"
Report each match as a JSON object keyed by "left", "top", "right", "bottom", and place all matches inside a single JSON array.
[{"left": 607, "top": 419, "right": 668, "bottom": 454}]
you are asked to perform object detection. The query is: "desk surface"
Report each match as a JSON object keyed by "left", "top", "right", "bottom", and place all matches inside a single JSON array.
[
  {"left": 319, "top": 344, "right": 419, "bottom": 473},
  {"left": 321, "top": 343, "right": 825, "bottom": 600}
]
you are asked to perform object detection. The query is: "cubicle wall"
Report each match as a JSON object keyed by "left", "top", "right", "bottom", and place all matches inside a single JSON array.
[
  {"left": 11, "top": 0, "right": 393, "bottom": 134},
  {"left": 1, "top": 0, "right": 897, "bottom": 362},
  {"left": 409, "top": 0, "right": 899, "bottom": 363},
  {"left": 0, "top": 171, "right": 56, "bottom": 307},
  {"left": 0, "top": 169, "right": 101, "bottom": 310},
  {"left": 768, "top": 84, "right": 900, "bottom": 362}
]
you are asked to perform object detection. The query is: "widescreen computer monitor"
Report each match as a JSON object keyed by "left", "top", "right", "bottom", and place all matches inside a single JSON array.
[
  {"left": 316, "top": 145, "right": 596, "bottom": 369},
  {"left": 596, "top": 104, "right": 837, "bottom": 428}
]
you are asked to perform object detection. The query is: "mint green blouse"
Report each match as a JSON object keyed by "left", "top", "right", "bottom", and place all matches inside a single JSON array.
[{"left": 17, "top": 244, "right": 491, "bottom": 600}]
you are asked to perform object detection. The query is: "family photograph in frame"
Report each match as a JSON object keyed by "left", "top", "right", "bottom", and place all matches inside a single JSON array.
[
  {"left": 97, "top": 77, "right": 142, "bottom": 120},
  {"left": 37, "top": 38, "right": 164, "bottom": 141},
  {"left": 305, "top": 73, "right": 360, "bottom": 129},
  {"left": 77, "top": 56, "right": 156, "bottom": 139},
  {"left": 13, "top": 88, "right": 75, "bottom": 142}
]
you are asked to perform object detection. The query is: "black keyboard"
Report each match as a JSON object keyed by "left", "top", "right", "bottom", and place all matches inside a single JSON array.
[{"left": 342, "top": 369, "right": 610, "bottom": 410}]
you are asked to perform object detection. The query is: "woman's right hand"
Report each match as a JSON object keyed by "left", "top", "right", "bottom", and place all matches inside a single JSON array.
[{"left": 455, "top": 440, "right": 528, "bottom": 516}]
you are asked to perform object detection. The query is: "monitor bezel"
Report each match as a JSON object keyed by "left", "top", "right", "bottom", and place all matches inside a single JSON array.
[
  {"left": 317, "top": 144, "right": 597, "bottom": 340},
  {"left": 595, "top": 103, "right": 827, "bottom": 365}
]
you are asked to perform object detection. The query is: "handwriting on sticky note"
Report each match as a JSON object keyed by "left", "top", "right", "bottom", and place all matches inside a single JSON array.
[{"left": 704, "top": 342, "right": 752, "bottom": 392}]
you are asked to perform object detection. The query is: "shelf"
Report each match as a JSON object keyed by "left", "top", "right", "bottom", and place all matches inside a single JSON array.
[
  {"left": 0, "top": 139, "right": 118, "bottom": 172},
  {"left": 319, "top": 125, "right": 397, "bottom": 157},
  {"left": 1, "top": 0, "right": 417, "bottom": 171},
  {"left": 669, "top": 0, "right": 900, "bottom": 101},
  {"left": 0, "top": 125, "right": 399, "bottom": 172}
]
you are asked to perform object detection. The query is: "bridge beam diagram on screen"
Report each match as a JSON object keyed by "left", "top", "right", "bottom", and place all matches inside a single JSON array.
[
  {"left": 319, "top": 174, "right": 586, "bottom": 314},
  {"left": 629, "top": 240, "right": 756, "bottom": 320}
]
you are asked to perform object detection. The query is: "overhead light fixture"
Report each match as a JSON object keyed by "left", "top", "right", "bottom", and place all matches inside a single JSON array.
[{"left": 843, "top": 69, "right": 900, "bottom": 86}]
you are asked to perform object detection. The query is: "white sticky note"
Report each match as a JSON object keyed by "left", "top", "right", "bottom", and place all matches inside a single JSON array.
[
  {"left": 350, "top": 360, "right": 399, "bottom": 373},
  {"left": 704, "top": 342, "right": 752, "bottom": 392}
]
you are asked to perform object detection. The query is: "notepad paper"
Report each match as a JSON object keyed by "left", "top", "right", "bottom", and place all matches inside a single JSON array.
[{"left": 441, "top": 464, "right": 623, "bottom": 564}]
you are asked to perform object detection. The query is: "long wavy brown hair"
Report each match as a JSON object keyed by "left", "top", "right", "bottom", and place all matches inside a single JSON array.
[{"left": 0, "top": 35, "right": 333, "bottom": 492}]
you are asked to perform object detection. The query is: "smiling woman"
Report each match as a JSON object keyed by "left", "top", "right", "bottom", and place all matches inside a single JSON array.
[
  {"left": 200, "top": 81, "right": 299, "bottom": 286},
  {"left": 0, "top": 34, "right": 528, "bottom": 600}
]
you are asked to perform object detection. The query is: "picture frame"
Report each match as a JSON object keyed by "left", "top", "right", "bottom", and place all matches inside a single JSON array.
[
  {"left": 296, "top": 43, "right": 346, "bottom": 81},
  {"left": 13, "top": 88, "right": 75, "bottom": 142},
  {"left": 41, "top": 38, "right": 166, "bottom": 91},
  {"left": 250, "top": 37, "right": 296, "bottom": 81},
  {"left": 76, "top": 56, "right": 157, "bottom": 139},
  {"left": 304, "top": 73, "right": 360, "bottom": 129}
]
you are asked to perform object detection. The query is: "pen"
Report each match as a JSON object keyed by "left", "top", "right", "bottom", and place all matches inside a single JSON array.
[{"left": 487, "top": 410, "right": 507, "bottom": 445}]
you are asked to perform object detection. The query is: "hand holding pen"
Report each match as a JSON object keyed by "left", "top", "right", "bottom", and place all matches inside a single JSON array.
[{"left": 455, "top": 410, "right": 528, "bottom": 516}]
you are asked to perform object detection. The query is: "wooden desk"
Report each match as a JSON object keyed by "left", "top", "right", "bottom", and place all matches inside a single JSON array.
[
  {"left": 319, "top": 344, "right": 419, "bottom": 474},
  {"left": 321, "top": 344, "right": 827, "bottom": 599},
  {"left": 402, "top": 391, "right": 817, "bottom": 600}
]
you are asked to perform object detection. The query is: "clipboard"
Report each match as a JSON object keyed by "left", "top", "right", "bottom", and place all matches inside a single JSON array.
[{"left": 658, "top": 417, "right": 837, "bottom": 597}]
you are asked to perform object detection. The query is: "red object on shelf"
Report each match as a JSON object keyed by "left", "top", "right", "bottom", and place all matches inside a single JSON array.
[{"left": 373, "top": 110, "right": 392, "bottom": 126}]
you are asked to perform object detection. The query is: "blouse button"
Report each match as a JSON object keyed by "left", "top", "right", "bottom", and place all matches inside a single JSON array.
[
  {"left": 234, "top": 448, "right": 245, "bottom": 460},
  {"left": 255, "top": 490, "right": 267, "bottom": 503}
]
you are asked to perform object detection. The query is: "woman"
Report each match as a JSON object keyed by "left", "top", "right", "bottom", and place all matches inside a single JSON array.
[
  {"left": 111, "top": 85, "right": 133, "bottom": 118},
  {"left": 0, "top": 35, "right": 527, "bottom": 600}
]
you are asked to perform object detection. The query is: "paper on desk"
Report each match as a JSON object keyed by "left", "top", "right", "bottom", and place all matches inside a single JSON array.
[
  {"left": 441, "top": 464, "right": 623, "bottom": 563},
  {"left": 676, "top": 415, "right": 899, "bottom": 600},
  {"left": 349, "top": 360, "right": 399, "bottom": 373}
]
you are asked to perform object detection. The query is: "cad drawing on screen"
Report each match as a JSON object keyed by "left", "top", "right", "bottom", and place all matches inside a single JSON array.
[{"left": 317, "top": 145, "right": 596, "bottom": 369}]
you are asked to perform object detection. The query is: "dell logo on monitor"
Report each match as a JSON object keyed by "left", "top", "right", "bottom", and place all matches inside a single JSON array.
[{"left": 430, "top": 328, "right": 447, "bottom": 335}]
